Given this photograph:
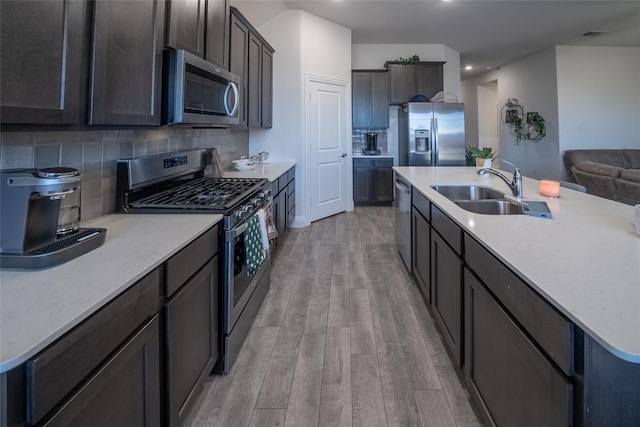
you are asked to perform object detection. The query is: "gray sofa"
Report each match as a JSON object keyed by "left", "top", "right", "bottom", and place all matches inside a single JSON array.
[{"left": 563, "top": 149, "right": 640, "bottom": 205}]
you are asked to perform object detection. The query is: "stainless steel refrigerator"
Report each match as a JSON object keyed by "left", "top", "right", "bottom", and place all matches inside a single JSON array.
[{"left": 398, "top": 102, "right": 466, "bottom": 166}]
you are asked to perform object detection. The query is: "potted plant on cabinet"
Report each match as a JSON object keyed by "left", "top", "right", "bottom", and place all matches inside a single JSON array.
[{"left": 468, "top": 146, "right": 498, "bottom": 168}]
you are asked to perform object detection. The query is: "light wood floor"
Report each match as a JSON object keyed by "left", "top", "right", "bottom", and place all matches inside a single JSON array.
[{"left": 184, "top": 206, "right": 483, "bottom": 427}]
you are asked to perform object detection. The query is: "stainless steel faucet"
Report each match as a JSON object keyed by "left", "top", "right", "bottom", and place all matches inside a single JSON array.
[{"left": 477, "top": 160, "right": 523, "bottom": 198}]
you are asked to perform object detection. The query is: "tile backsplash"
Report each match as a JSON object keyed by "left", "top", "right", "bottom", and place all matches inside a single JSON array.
[
  {"left": 351, "top": 129, "right": 388, "bottom": 154},
  {"left": 0, "top": 127, "right": 249, "bottom": 221}
]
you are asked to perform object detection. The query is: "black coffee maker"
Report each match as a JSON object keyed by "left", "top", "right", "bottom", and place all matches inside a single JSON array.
[
  {"left": 363, "top": 132, "right": 381, "bottom": 155},
  {"left": 0, "top": 167, "right": 106, "bottom": 269}
]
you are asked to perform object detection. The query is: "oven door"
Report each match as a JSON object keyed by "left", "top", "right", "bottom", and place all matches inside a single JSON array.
[{"left": 223, "top": 215, "right": 268, "bottom": 334}]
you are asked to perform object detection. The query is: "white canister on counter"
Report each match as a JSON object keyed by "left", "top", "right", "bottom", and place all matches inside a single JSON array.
[{"left": 258, "top": 151, "right": 269, "bottom": 163}]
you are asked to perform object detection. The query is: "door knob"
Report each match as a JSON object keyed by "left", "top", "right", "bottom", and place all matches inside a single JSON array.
[{"left": 341, "top": 153, "right": 347, "bottom": 157}]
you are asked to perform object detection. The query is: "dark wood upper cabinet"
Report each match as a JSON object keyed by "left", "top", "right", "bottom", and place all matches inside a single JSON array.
[
  {"left": 229, "top": 7, "right": 274, "bottom": 129},
  {"left": 229, "top": 12, "right": 249, "bottom": 127},
  {"left": 385, "top": 61, "right": 444, "bottom": 105},
  {"left": 0, "top": 0, "right": 87, "bottom": 124},
  {"left": 205, "top": 0, "right": 230, "bottom": 69},
  {"left": 88, "top": 0, "right": 166, "bottom": 125},
  {"left": 166, "top": 0, "right": 207, "bottom": 57},
  {"left": 166, "top": 0, "right": 229, "bottom": 69},
  {"left": 352, "top": 70, "right": 389, "bottom": 130}
]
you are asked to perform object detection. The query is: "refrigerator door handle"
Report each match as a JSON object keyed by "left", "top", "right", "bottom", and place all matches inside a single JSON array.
[{"left": 432, "top": 117, "right": 439, "bottom": 164}]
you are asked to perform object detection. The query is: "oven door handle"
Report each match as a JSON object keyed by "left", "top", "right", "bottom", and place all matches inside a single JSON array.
[{"left": 226, "top": 221, "right": 248, "bottom": 241}]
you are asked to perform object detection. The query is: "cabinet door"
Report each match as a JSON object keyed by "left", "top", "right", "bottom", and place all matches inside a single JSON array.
[
  {"left": 165, "top": 257, "right": 219, "bottom": 427},
  {"left": 205, "top": 0, "right": 230, "bottom": 68},
  {"left": 42, "top": 317, "right": 161, "bottom": 427},
  {"left": 388, "top": 64, "right": 416, "bottom": 105},
  {"left": 353, "top": 167, "right": 374, "bottom": 204},
  {"left": 0, "top": 0, "right": 86, "bottom": 124},
  {"left": 417, "top": 63, "right": 444, "bottom": 100},
  {"left": 412, "top": 207, "right": 430, "bottom": 303},
  {"left": 352, "top": 72, "right": 372, "bottom": 129},
  {"left": 464, "top": 269, "right": 572, "bottom": 427},
  {"left": 431, "top": 231, "right": 463, "bottom": 367},
  {"left": 88, "top": 0, "right": 165, "bottom": 125},
  {"left": 261, "top": 46, "right": 273, "bottom": 128},
  {"left": 166, "top": 0, "right": 206, "bottom": 57},
  {"left": 247, "top": 33, "right": 262, "bottom": 128},
  {"left": 373, "top": 167, "right": 393, "bottom": 202},
  {"left": 276, "top": 188, "right": 287, "bottom": 235},
  {"left": 229, "top": 13, "right": 249, "bottom": 127},
  {"left": 370, "top": 71, "right": 390, "bottom": 129}
]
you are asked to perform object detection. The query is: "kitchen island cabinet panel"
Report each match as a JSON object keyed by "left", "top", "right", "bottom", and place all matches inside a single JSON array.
[
  {"left": 464, "top": 234, "right": 574, "bottom": 376},
  {"left": 88, "top": 0, "right": 165, "bottom": 125},
  {"left": 430, "top": 230, "right": 463, "bottom": 367},
  {"left": 0, "top": 0, "right": 86, "bottom": 125},
  {"left": 464, "top": 268, "right": 572, "bottom": 427},
  {"left": 412, "top": 195, "right": 430, "bottom": 303}
]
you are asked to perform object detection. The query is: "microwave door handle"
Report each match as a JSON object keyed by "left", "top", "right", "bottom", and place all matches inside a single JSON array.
[{"left": 225, "top": 82, "right": 240, "bottom": 116}]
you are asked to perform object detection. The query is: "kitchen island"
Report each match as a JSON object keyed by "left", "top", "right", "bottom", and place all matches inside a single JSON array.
[{"left": 394, "top": 166, "right": 639, "bottom": 427}]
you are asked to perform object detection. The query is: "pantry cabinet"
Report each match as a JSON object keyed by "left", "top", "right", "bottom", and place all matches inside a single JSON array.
[{"left": 0, "top": 0, "right": 87, "bottom": 124}]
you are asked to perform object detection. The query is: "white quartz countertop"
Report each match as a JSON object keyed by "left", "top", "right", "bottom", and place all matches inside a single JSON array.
[
  {"left": 223, "top": 162, "right": 295, "bottom": 182},
  {"left": 394, "top": 166, "right": 640, "bottom": 363},
  {"left": 0, "top": 214, "right": 222, "bottom": 373}
]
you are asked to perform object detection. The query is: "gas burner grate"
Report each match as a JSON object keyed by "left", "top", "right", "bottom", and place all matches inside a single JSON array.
[{"left": 130, "top": 177, "right": 267, "bottom": 210}]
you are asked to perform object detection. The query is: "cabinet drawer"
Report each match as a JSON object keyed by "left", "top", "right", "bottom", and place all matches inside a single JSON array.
[
  {"left": 374, "top": 158, "right": 393, "bottom": 168},
  {"left": 287, "top": 167, "right": 295, "bottom": 183},
  {"left": 287, "top": 179, "right": 295, "bottom": 196},
  {"left": 431, "top": 205, "right": 462, "bottom": 255},
  {"left": 42, "top": 316, "right": 161, "bottom": 427},
  {"left": 271, "top": 181, "right": 279, "bottom": 195},
  {"left": 353, "top": 158, "right": 374, "bottom": 168},
  {"left": 27, "top": 268, "right": 162, "bottom": 424},
  {"left": 464, "top": 234, "right": 574, "bottom": 375},
  {"left": 278, "top": 174, "right": 288, "bottom": 193},
  {"left": 412, "top": 189, "right": 430, "bottom": 222},
  {"left": 166, "top": 225, "right": 218, "bottom": 298}
]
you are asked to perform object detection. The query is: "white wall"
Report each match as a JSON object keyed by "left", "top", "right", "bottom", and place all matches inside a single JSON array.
[
  {"left": 556, "top": 46, "right": 640, "bottom": 154},
  {"left": 463, "top": 45, "right": 640, "bottom": 181},
  {"left": 240, "top": 9, "right": 352, "bottom": 227},
  {"left": 477, "top": 81, "right": 499, "bottom": 157}
]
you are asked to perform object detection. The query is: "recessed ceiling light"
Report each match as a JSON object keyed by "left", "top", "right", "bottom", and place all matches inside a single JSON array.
[{"left": 464, "top": 65, "right": 473, "bottom": 70}]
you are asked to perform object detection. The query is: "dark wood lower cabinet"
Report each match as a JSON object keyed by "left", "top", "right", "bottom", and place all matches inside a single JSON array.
[
  {"left": 165, "top": 256, "right": 219, "bottom": 427},
  {"left": 464, "top": 268, "right": 572, "bottom": 427},
  {"left": 353, "top": 158, "right": 393, "bottom": 206},
  {"left": 42, "top": 316, "right": 161, "bottom": 427},
  {"left": 412, "top": 206, "right": 430, "bottom": 303},
  {"left": 430, "top": 231, "right": 462, "bottom": 367}
]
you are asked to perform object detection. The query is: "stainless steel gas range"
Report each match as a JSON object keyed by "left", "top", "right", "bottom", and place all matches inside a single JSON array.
[{"left": 116, "top": 149, "right": 272, "bottom": 373}]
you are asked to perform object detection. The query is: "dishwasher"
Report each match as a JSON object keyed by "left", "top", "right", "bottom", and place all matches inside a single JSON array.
[{"left": 394, "top": 174, "right": 412, "bottom": 272}]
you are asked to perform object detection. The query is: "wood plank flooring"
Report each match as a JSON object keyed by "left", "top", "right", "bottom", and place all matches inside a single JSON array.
[{"left": 184, "top": 206, "right": 483, "bottom": 427}]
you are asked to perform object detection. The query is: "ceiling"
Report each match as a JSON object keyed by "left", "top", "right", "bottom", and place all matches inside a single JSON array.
[{"left": 231, "top": 0, "right": 640, "bottom": 78}]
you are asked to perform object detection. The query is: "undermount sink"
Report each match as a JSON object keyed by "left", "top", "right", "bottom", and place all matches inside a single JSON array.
[
  {"left": 454, "top": 200, "right": 525, "bottom": 215},
  {"left": 430, "top": 185, "right": 526, "bottom": 215},
  {"left": 431, "top": 185, "right": 505, "bottom": 201}
]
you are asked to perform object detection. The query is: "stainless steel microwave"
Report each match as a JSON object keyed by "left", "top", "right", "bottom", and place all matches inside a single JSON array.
[{"left": 163, "top": 49, "right": 240, "bottom": 126}]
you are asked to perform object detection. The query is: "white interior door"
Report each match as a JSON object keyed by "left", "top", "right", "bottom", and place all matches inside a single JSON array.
[{"left": 307, "top": 76, "right": 348, "bottom": 222}]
